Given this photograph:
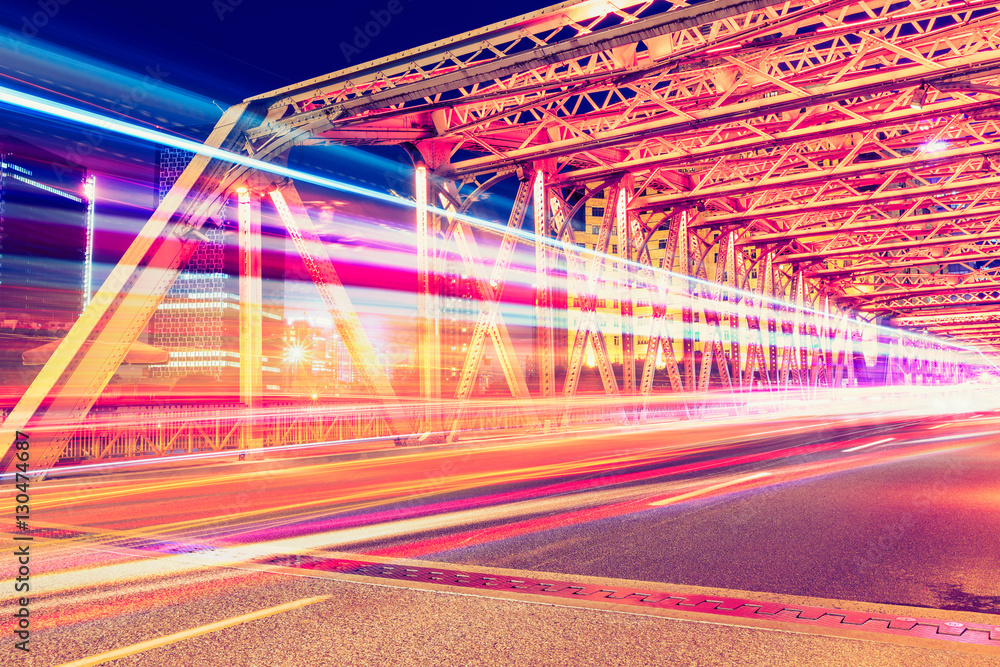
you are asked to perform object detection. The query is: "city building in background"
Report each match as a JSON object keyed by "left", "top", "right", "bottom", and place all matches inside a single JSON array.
[
  {"left": 148, "top": 146, "right": 284, "bottom": 390},
  {"left": 280, "top": 318, "right": 354, "bottom": 396},
  {"left": 0, "top": 134, "right": 89, "bottom": 330}
]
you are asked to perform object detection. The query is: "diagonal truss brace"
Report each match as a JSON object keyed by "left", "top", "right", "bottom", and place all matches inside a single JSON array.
[
  {"left": 0, "top": 102, "right": 268, "bottom": 475},
  {"left": 639, "top": 211, "right": 685, "bottom": 402},
  {"left": 448, "top": 176, "right": 532, "bottom": 438},
  {"left": 270, "top": 185, "right": 413, "bottom": 438},
  {"left": 451, "top": 220, "right": 535, "bottom": 405},
  {"left": 562, "top": 186, "right": 621, "bottom": 400}
]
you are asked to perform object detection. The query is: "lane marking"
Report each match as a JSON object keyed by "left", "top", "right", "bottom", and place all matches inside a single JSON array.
[
  {"left": 54, "top": 595, "right": 329, "bottom": 667},
  {"left": 842, "top": 437, "right": 896, "bottom": 453},
  {"left": 649, "top": 472, "right": 774, "bottom": 506}
]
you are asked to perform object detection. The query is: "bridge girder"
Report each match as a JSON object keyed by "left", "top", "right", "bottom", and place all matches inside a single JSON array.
[
  {"left": 231, "top": 0, "right": 1000, "bottom": 347},
  {"left": 8, "top": 0, "right": 1000, "bottom": 473}
]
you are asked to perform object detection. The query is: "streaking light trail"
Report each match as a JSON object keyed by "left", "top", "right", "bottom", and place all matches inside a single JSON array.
[{"left": 0, "top": 84, "right": 985, "bottom": 360}]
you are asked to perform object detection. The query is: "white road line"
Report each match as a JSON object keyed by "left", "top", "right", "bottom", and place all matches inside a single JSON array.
[{"left": 842, "top": 437, "right": 896, "bottom": 453}]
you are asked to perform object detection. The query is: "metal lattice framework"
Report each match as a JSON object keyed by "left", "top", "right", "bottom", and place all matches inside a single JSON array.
[{"left": 4, "top": 0, "right": 998, "bottom": 471}]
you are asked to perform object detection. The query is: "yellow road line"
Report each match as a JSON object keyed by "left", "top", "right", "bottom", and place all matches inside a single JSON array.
[
  {"left": 649, "top": 472, "right": 774, "bottom": 506},
  {"left": 54, "top": 595, "right": 329, "bottom": 667}
]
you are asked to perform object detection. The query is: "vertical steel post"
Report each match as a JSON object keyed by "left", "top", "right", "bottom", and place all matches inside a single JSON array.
[
  {"left": 679, "top": 213, "right": 695, "bottom": 392},
  {"left": 534, "top": 170, "right": 556, "bottom": 402},
  {"left": 238, "top": 187, "right": 263, "bottom": 454},
  {"left": 795, "top": 273, "right": 808, "bottom": 387},
  {"left": 616, "top": 188, "right": 635, "bottom": 396},
  {"left": 765, "top": 253, "right": 778, "bottom": 383},
  {"left": 724, "top": 232, "right": 741, "bottom": 389},
  {"left": 83, "top": 175, "right": 97, "bottom": 310},
  {"left": 415, "top": 166, "right": 441, "bottom": 431}
]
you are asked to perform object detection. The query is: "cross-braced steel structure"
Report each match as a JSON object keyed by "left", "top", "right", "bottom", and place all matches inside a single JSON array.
[{"left": 4, "top": 0, "right": 999, "bottom": 472}]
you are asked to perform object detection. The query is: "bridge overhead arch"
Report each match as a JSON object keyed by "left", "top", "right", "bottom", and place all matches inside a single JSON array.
[
  {"left": 244, "top": 0, "right": 1000, "bottom": 347},
  {"left": 5, "top": 0, "right": 1000, "bottom": 472}
]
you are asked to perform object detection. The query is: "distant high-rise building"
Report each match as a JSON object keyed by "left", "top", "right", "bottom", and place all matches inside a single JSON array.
[
  {"left": 148, "top": 147, "right": 283, "bottom": 388},
  {"left": 148, "top": 147, "right": 230, "bottom": 382},
  {"left": 0, "top": 135, "right": 88, "bottom": 328}
]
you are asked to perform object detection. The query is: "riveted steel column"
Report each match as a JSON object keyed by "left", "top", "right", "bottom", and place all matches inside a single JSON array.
[
  {"left": 534, "top": 170, "right": 556, "bottom": 402},
  {"left": 238, "top": 187, "right": 263, "bottom": 454},
  {"left": 415, "top": 166, "right": 441, "bottom": 431},
  {"left": 616, "top": 188, "right": 636, "bottom": 396}
]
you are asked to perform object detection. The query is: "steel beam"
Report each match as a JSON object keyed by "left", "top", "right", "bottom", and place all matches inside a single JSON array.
[
  {"left": 534, "top": 170, "right": 556, "bottom": 402},
  {"left": 616, "top": 188, "right": 636, "bottom": 396},
  {"left": 0, "top": 102, "right": 268, "bottom": 475},
  {"left": 238, "top": 187, "right": 263, "bottom": 454}
]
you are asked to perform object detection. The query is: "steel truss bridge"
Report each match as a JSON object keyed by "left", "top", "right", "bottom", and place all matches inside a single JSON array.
[{"left": 5, "top": 0, "right": 1000, "bottom": 473}]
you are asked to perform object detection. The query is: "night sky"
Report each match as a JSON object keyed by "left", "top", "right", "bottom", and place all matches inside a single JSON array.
[
  {"left": 0, "top": 0, "right": 548, "bottom": 313},
  {"left": 0, "top": 0, "right": 548, "bottom": 103},
  {"left": 0, "top": 0, "right": 547, "bottom": 202}
]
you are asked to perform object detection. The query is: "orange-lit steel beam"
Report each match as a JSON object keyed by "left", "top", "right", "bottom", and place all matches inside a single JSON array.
[
  {"left": 855, "top": 279, "right": 1000, "bottom": 304},
  {"left": 892, "top": 311, "right": 1000, "bottom": 327},
  {"left": 250, "top": 0, "right": 840, "bottom": 144},
  {"left": 637, "top": 141, "right": 1000, "bottom": 212},
  {"left": 616, "top": 187, "right": 635, "bottom": 395},
  {"left": 704, "top": 176, "right": 1000, "bottom": 227},
  {"left": 554, "top": 97, "right": 1000, "bottom": 186},
  {"left": 0, "top": 102, "right": 265, "bottom": 475},
  {"left": 534, "top": 169, "right": 556, "bottom": 401},
  {"left": 862, "top": 294, "right": 1000, "bottom": 312},
  {"left": 238, "top": 187, "right": 263, "bottom": 454}
]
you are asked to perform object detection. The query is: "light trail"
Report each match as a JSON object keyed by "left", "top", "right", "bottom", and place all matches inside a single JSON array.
[
  {"left": 53, "top": 595, "right": 330, "bottom": 667},
  {"left": 648, "top": 471, "right": 774, "bottom": 506},
  {"left": 0, "top": 84, "right": 983, "bottom": 361}
]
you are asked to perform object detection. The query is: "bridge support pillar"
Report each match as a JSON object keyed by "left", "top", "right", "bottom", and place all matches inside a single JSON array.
[
  {"left": 534, "top": 169, "right": 556, "bottom": 405},
  {"left": 415, "top": 166, "right": 441, "bottom": 433},
  {"left": 238, "top": 186, "right": 263, "bottom": 456}
]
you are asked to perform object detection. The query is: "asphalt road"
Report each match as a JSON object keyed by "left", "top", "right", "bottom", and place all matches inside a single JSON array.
[{"left": 428, "top": 428, "right": 1000, "bottom": 614}]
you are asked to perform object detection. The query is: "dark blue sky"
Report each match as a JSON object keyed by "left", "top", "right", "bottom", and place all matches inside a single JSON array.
[
  {"left": 0, "top": 0, "right": 547, "bottom": 208},
  {"left": 0, "top": 0, "right": 548, "bottom": 103},
  {"left": 0, "top": 0, "right": 550, "bottom": 291}
]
